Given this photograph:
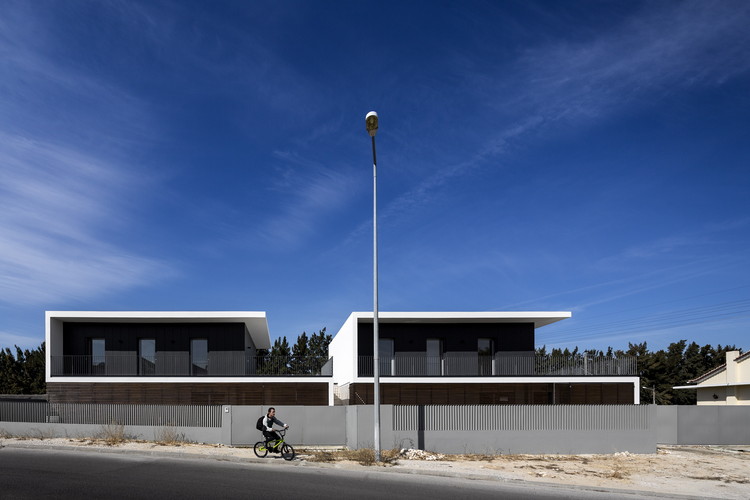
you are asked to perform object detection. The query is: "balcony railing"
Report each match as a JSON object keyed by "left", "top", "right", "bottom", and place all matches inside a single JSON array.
[
  {"left": 358, "top": 353, "right": 636, "bottom": 377},
  {"left": 50, "top": 354, "right": 333, "bottom": 377}
]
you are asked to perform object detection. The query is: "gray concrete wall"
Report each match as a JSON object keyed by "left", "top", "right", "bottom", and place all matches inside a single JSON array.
[
  {"left": 6, "top": 404, "right": 750, "bottom": 452},
  {"left": 656, "top": 405, "right": 750, "bottom": 445},
  {"left": 227, "top": 405, "right": 346, "bottom": 447},
  {"left": 352, "top": 405, "right": 655, "bottom": 454},
  {"left": 0, "top": 421, "right": 222, "bottom": 444}
]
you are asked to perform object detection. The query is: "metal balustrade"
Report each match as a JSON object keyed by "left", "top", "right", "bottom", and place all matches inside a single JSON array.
[
  {"left": 358, "top": 354, "right": 636, "bottom": 377},
  {"left": 50, "top": 355, "right": 333, "bottom": 377}
]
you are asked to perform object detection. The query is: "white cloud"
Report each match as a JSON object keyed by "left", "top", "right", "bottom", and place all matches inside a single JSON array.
[
  {"left": 0, "top": 133, "right": 171, "bottom": 305},
  {"left": 337, "top": 2, "right": 750, "bottom": 253},
  {"left": 0, "top": 4, "right": 174, "bottom": 307},
  {"left": 253, "top": 152, "right": 364, "bottom": 250}
]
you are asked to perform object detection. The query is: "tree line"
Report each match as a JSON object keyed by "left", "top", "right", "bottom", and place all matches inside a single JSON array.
[
  {"left": 0, "top": 335, "right": 741, "bottom": 405},
  {"left": 256, "top": 328, "right": 333, "bottom": 375}
]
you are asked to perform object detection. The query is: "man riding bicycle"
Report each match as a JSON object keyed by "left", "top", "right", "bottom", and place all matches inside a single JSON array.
[{"left": 261, "top": 407, "right": 288, "bottom": 450}]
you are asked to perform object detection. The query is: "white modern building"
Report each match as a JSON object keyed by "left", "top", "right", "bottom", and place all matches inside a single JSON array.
[{"left": 45, "top": 310, "right": 640, "bottom": 405}]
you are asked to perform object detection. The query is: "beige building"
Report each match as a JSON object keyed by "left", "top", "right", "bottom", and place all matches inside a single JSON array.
[{"left": 675, "top": 351, "right": 750, "bottom": 405}]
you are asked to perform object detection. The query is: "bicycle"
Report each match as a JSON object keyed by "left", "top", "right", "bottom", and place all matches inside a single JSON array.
[{"left": 254, "top": 428, "right": 295, "bottom": 461}]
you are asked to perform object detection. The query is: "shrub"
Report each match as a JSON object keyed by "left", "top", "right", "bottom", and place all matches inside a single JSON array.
[
  {"left": 96, "top": 422, "right": 127, "bottom": 445},
  {"left": 154, "top": 426, "right": 189, "bottom": 446}
]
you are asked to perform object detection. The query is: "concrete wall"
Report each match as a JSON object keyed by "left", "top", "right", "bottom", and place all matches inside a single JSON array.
[
  {"left": 5, "top": 404, "right": 750, "bottom": 452},
  {"left": 657, "top": 405, "right": 750, "bottom": 444},
  {"left": 227, "top": 405, "right": 347, "bottom": 446},
  {"left": 0, "top": 421, "right": 222, "bottom": 444},
  {"left": 350, "top": 405, "right": 656, "bottom": 454}
]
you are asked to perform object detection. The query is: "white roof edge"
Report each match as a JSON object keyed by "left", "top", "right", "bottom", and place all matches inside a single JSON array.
[
  {"left": 674, "top": 382, "right": 750, "bottom": 390},
  {"left": 345, "top": 311, "right": 571, "bottom": 327},
  {"left": 46, "top": 311, "right": 266, "bottom": 319},
  {"left": 46, "top": 311, "right": 271, "bottom": 349}
]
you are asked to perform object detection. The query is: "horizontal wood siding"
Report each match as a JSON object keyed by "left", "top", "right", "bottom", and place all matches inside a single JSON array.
[
  {"left": 350, "top": 382, "right": 634, "bottom": 405},
  {"left": 47, "top": 382, "right": 328, "bottom": 405}
]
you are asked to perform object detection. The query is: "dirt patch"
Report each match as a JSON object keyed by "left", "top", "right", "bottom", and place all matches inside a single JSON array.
[{"left": 402, "top": 446, "right": 749, "bottom": 498}]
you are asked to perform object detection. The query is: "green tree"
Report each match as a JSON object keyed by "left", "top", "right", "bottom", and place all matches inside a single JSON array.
[
  {"left": 308, "top": 328, "right": 332, "bottom": 374},
  {"left": 290, "top": 331, "right": 310, "bottom": 374},
  {"left": 0, "top": 342, "right": 46, "bottom": 394},
  {"left": 269, "top": 336, "right": 292, "bottom": 375}
]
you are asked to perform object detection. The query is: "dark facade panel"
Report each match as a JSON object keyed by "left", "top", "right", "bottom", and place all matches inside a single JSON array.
[
  {"left": 357, "top": 322, "right": 534, "bottom": 355},
  {"left": 349, "top": 382, "right": 634, "bottom": 405},
  {"left": 62, "top": 322, "right": 247, "bottom": 355},
  {"left": 47, "top": 382, "right": 328, "bottom": 405}
]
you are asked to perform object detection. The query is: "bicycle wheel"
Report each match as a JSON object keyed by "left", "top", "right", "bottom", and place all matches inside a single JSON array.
[
  {"left": 254, "top": 441, "right": 268, "bottom": 458},
  {"left": 281, "top": 443, "right": 295, "bottom": 461}
]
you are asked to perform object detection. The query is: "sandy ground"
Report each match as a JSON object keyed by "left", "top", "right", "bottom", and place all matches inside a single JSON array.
[{"left": 1, "top": 437, "right": 748, "bottom": 499}]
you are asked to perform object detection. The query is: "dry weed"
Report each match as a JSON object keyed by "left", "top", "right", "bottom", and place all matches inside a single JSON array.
[
  {"left": 307, "top": 448, "right": 400, "bottom": 466},
  {"left": 154, "top": 426, "right": 189, "bottom": 446},
  {"left": 95, "top": 422, "right": 128, "bottom": 445},
  {"left": 307, "top": 450, "right": 336, "bottom": 463},
  {"left": 31, "top": 428, "right": 57, "bottom": 440}
]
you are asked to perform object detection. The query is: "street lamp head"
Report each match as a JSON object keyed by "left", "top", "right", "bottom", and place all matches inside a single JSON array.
[{"left": 365, "top": 111, "right": 379, "bottom": 137}]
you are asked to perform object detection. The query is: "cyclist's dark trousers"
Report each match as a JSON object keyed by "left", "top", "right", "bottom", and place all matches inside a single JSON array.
[{"left": 263, "top": 430, "right": 280, "bottom": 448}]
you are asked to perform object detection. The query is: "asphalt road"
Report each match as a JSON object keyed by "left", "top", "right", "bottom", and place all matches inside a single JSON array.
[{"left": 0, "top": 448, "right": 643, "bottom": 499}]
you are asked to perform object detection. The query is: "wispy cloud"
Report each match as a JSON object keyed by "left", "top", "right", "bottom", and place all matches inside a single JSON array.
[
  {"left": 0, "top": 133, "right": 171, "bottom": 305},
  {"left": 511, "top": 1, "right": 750, "bottom": 119},
  {"left": 357, "top": 1, "right": 750, "bottom": 238},
  {"left": 0, "top": 3, "right": 173, "bottom": 306},
  {"left": 254, "top": 151, "right": 364, "bottom": 249}
]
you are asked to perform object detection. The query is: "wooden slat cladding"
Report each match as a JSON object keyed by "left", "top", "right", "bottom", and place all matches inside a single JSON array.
[
  {"left": 350, "top": 383, "right": 634, "bottom": 405},
  {"left": 47, "top": 382, "right": 328, "bottom": 405}
]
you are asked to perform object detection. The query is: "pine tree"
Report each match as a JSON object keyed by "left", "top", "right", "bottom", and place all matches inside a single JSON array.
[
  {"left": 290, "top": 332, "right": 310, "bottom": 374},
  {"left": 269, "top": 336, "right": 291, "bottom": 375},
  {"left": 0, "top": 343, "right": 46, "bottom": 394}
]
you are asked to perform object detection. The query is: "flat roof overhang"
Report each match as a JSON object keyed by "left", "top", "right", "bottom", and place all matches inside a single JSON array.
[
  {"left": 349, "top": 311, "right": 571, "bottom": 329},
  {"left": 46, "top": 311, "right": 271, "bottom": 349},
  {"left": 674, "top": 382, "right": 750, "bottom": 390}
]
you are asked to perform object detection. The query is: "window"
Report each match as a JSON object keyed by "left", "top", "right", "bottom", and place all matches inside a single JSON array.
[
  {"left": 379, "top": 338, "right": 394, "bottom": 376},
  {"left": 191, "top": 339, "right": 208, "bottom": 376},
  {"left": 139, "top": 338, "right": 156, "bottom": 375},
  {"left": 426, "top": 339, "right": 442, "bottom": 375},
  {"left": 478, "top": 338, "right": 494, "bottom": 376},
  {"left": 89, "top": 338, "right": 105, "bottom": 374}
]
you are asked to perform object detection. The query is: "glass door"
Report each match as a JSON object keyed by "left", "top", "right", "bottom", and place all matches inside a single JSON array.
[
  {"left": 379, "top": 338, "right": 394, "bottom": 376},
  {"left": 426, "top": 339, "right": 442, "bottom": 375}
]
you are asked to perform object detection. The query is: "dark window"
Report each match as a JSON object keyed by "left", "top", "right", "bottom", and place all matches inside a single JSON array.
[
  {"left": 89, "top": 338, "right": 105, "bottom": 374},
  {"left": 426, "top": 339, "right": 442, "bottom": 375},
  {"left": 191, "top": 338, "right": 208, "bottom": 376},
  {"left": 139, "top": 338, "right": 156, "bottom": 375},
  {"left": 379, "top": 338, "right": 394, "bottom": 376},
  {"left": 478, "top": 338, "right": 494, "bottom": 375}
]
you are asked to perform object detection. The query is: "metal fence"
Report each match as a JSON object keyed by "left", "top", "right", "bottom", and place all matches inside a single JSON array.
[
  {"left": 393, "top": 404, "right": 651, "bottom": 431},
  {"left": 359, "top": 354, "right": 637, "bottom": 377},
  {"left": 50, "top": 355, "right": 333, "bottom": 377},
  {"left": 0, "top": 401, "right": 222, "bottom": 427}
]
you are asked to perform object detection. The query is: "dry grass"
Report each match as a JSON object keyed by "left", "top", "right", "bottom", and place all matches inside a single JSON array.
[
  {"left": 306, "top": 447, "right": 401, "bottom": 466},
  {"left": 0, "top": 428, "right": 13, "bottom": 439},
  {"left": 31, "top": 428, "right": 57, "bottom": 440},
  {"left": 444, "top": 453, "right": 496, "bottom": 462},
  {"left": 154, "top": 426, "right": 190, "bottom": 446},
  {"left": 95, "top": 422, "right": 128, "bottom": 446}
]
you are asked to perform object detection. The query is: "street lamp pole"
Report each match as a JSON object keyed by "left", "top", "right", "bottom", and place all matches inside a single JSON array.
[{"left": 365, "top": 111, "right": 380, "bottom": 462}]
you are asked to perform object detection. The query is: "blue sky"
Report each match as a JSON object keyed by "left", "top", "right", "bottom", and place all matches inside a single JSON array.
[{"left": 1, "top": 0, "right": 749, "bottom": 354}]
